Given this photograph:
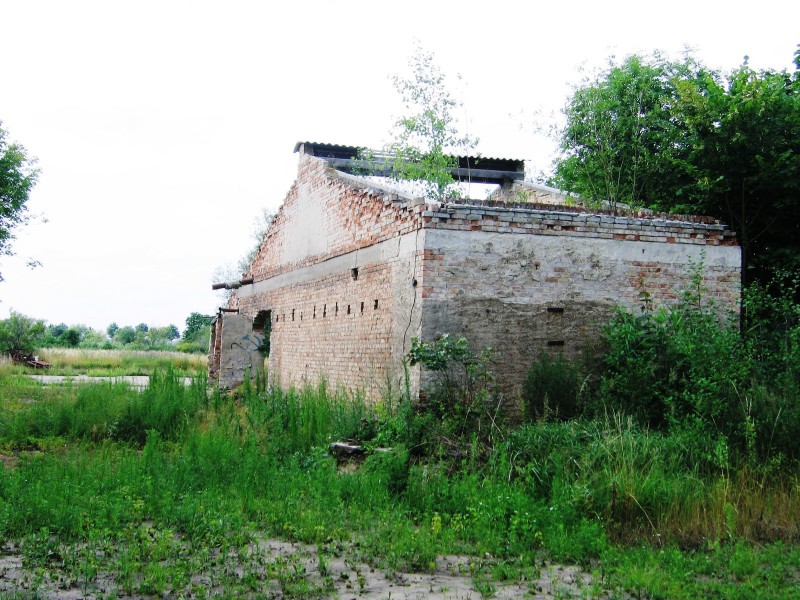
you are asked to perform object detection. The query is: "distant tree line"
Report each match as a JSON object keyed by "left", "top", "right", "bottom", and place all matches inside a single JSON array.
[{"left": 0, "top": 311, "right": 214, "bottom": 356}]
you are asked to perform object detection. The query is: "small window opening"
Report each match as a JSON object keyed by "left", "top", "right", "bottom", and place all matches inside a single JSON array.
[
  {"left": 351, "top": 267, "right": 359, "bottom": 280},
  {"left": 252, "top": 310, "right": 271, "bottom": 354}
]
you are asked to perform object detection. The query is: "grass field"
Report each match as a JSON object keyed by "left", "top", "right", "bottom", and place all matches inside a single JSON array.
[
  {"left": 2, "top": 347, "right": 207, "bottom": 377},
  {"left": 0, "top": 351, "right": 798, "bottom": 598}
]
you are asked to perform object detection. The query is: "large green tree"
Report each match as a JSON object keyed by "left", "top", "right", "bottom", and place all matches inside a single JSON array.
[
  {"left": 0, "top": 311, "right": 45, "bottom": 356},
  {"left": 676, "top": 52, "right": 800, "bottom": 280},
  {"left": 551, "top": 48, "right": 800, "bottom": 283},
  {"left": 183, "top": 312, "right": 213, "bottom": 343},
  {"left": 0, "top": 122, "right": 39, "bottom": 280},
  {"left": 551, "top": 53, "right": 713, "bottom": 208}
]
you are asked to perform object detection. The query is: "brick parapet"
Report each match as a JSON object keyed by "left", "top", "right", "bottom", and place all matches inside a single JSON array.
[
  {"left": 246, "top": 156, "right": 736, "bottom": 287},
  {"left": 419, "top": 202, "right": 736, "bottom": 247}
]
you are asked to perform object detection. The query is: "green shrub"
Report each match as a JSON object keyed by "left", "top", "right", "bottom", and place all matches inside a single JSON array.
[
  {"left": 595, "top": 293, "right": 749, "bottom": 458},
  {"left": 0, "top": 311, "right": 45, "bottom": 356},
  {"left": 406, "top": 335, "right": 503, "bottom": 459},
  {"left": 596, "top": 271, "right": 800, "bottom": 465},
  {"left": 522, "top": 351, "right": 585, "bottom": 421}
]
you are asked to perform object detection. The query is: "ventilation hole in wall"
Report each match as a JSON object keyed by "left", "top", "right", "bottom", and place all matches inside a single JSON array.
[
  {"left": 313, "top": 305, "right": 316, "bottom": 319},
  {"left": 291, "top": 309, "right": 295, "bottom": 321},
  {"left": 547, "top": 307, "right": 565, "bottom": 314},
  {"left": 374, "top": 299, "right": 379, "bottom": 310},
  {"left": 347, "top": 305, "right": 351, "bottom": 315},
  {"left": 323, "top": 304, "right": 327, "bottom": 317},
  {"left": 351, "top": 267, "right": 359, "bottom": 281},
  {"left": 360, "top": 301, "right": 364, "bottom": 314},
  {"left": 547, "top": 340, "right": 565, "bottom": 347},
  {"left": 300, "top": 312, "right": 303, "bottom": 321},
  {"left": 335, "top": 302, "right": 339, "bottom": 316}
]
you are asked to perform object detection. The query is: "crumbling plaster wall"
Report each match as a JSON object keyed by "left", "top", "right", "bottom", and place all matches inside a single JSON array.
[
  {"left": 215, "top": 314, "right": 265, "bottom": 390},
  {"left": 236, "top": 235, "right": 421, "bottom": 397},
  {"left": 417, "top": 205, "right": 741, "bottom": 401}
]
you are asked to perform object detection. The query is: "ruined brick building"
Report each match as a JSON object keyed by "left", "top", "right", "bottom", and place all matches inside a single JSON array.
[{"left": 209, "top": 142, "right": 740, "bottom": 401}]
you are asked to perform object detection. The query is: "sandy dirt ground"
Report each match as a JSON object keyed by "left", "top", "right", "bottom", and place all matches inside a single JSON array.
[
  {"left": 0, "top": 537, "right": 603, "bottom": 599},
  {"left": 27, "top": 375, "right": 194, "bottom": 388}
]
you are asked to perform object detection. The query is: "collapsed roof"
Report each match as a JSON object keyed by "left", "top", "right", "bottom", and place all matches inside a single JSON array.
[{"left": 294, "top": 141, "right": 525, "bottom": 185}]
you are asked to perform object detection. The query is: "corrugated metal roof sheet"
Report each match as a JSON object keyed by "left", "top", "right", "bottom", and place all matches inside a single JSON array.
[{"left": 294, "top": 141, "right": 525, "bottom": 184}]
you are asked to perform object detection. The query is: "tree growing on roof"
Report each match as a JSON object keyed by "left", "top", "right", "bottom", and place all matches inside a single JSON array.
[
  {"left": 212, "top": 207, "right": 275, "bottom": 302},
  {"left": 550, "top": 52, "right": 713, "bottom": 210},
  {"left": 385, "top": 44, "right": 478, "bottom": 201}
]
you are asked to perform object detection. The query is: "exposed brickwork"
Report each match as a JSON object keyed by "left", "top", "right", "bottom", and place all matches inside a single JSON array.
[
  {"left": 420, "top": 202, "right": 737, "bottom": 246},
  {"left": 418, "top": 230, "right": 740, "bottom": 403},
  {"left": 236, "top": 259, "right": 403, "bottom": 397},
  {"left": 246, "top": 154, "right": 424, "bottom": 282},
  {"left": 208, "top": 316, "right": 222, "bottom": 379}
]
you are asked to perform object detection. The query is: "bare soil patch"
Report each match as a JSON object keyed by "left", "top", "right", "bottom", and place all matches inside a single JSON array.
[{"left": 0, "top": 537, "right": 603, "bottom": 599}]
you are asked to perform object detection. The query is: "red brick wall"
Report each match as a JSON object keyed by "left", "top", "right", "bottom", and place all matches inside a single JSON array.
[
  {"left": 236, "top": 260, "right": 401, "bottom": 397},
  {"left": 246, "top": 154, "right": 423, "bottom": 281}
]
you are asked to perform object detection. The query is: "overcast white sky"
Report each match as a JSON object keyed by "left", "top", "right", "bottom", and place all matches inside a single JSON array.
[{"left": 1, "top": 0, "right": 797, "bottom": 333}]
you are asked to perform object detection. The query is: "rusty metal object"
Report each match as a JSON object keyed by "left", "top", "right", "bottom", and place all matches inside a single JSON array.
[{"left": 10, "top": 351, "right": 50, "bottom": 369}]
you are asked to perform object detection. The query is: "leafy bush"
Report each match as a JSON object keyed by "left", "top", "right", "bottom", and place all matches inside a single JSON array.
[
  {"left": 0, "top": 310, "right": 45, "bottom": 356},
  {"left": 523, "top": 351, "right": 585, "bottom": 421},
  {"left": 406, "top": 334, "right": 503, "bottom": 458},
  {"left": 596, "top": 271, "right": 800, "bottom": 465}
]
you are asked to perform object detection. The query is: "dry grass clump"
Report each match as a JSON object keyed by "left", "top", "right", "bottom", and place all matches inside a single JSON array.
[{"left": 35, "top": 347, "right": 207, "bottom": 376}]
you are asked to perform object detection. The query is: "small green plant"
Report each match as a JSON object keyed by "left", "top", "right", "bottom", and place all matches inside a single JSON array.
[
  {"left": 523, "top": 351, "right": 585, "bottom": 421},
  {"left": 406, "top": 334, "right": 501, "bottom": 458}
]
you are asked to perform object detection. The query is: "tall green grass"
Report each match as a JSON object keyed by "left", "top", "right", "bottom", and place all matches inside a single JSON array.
[
  {"left": 1, "top": 369, "right": 798, "bottom": 597},
  {"left": 34, "top": 347, "right": 208, "bottom": 376},
  {"left": 0, "top": 368, "right": 207, "bottom": 447},
  {"left": 240, "top": 380, "right": 377, "bottom": 453}
]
